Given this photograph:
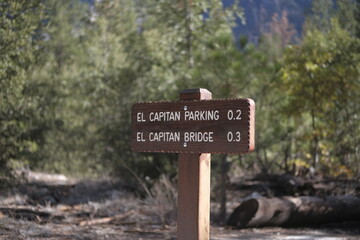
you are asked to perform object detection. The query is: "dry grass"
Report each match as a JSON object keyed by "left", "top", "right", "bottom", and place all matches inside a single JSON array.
[{"left": 144, "top": 174, "right": 178, "bottom": 225}]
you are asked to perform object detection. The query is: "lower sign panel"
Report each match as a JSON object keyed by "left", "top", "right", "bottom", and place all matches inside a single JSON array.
[{"left": 131, "top": 98, "right": 255, "bottom": 154}]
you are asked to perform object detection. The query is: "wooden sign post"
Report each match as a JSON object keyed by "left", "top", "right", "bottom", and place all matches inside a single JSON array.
[
  {"left": 131, "top": 88, "right": 255, "bottom": 240},
  {"left": 177, "top": 89, "right": 212, "bottom": 240}
]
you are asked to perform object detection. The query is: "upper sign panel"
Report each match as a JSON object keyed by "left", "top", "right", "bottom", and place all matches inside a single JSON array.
[{"left": 131, "top": 98, "right": 255, "bottom": 154}]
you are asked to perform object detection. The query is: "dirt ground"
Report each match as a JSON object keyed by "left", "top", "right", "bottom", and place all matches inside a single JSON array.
[
  {"left": 1, "top": 220, "right": 360, "bottom": 240},
  {"left": 1, "top": 171, "right": 359, "bottom": 240}
]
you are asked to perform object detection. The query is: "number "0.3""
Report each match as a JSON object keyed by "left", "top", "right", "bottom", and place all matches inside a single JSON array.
[{"left": 227, "top": 131, "right": 241, "bottom": 142}]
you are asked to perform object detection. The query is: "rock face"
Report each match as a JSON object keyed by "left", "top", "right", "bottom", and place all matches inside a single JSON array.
[{"left": 224, "top": 0, "right": 314, "bottom": 44}]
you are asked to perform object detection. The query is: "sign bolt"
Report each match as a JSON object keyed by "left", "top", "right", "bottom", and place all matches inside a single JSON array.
[
  {"left": 184, "top": 106, "right": 188, "bottom": 111},
  {"left": 183, "top": 142, "right": 187, "bottom": 147}
]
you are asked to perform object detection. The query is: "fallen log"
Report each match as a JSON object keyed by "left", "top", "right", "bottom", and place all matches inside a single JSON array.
[
  {"left": 228, "top": 195, "right": 360, "bottom": 228},
  {"left": 79, "top": 209, "right": 136, "bottom": 226},
  {"left": 0, "top": 207, "right": 51, "bottom": 221}
]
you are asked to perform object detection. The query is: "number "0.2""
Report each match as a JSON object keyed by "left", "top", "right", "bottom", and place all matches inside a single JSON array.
[{"left": 227, "top": 110, "right": 242, "bottom": 120}]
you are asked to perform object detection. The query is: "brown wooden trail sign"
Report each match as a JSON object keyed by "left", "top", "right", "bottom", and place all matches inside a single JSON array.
[
  {"left": 131, "top": 89, "right": 255, "bottom": 240},
  {"left": 131, "top": 97, "right": 255, "bottom": 154}
]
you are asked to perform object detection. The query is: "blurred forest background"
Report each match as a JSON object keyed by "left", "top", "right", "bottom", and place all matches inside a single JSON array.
[{"left": 1, "top": 0, "right": 360, "bottom": 189}]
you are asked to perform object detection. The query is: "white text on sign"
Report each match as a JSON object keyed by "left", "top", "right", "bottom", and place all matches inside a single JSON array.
[{"left": 137, "top": 110, "right": 242, "bottom": 122}]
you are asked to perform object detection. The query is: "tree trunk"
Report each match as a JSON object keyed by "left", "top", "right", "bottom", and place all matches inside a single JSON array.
[
  {"left": 228, "top": 196, "right": 360, "bottom": 228},
  {"left": 218, "top": 154, "right": 229, "bottom": 224}
]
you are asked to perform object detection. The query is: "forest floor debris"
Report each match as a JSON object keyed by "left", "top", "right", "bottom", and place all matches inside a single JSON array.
[{"left": 0, "top": 170, "right": 359, "bottom": 239}]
